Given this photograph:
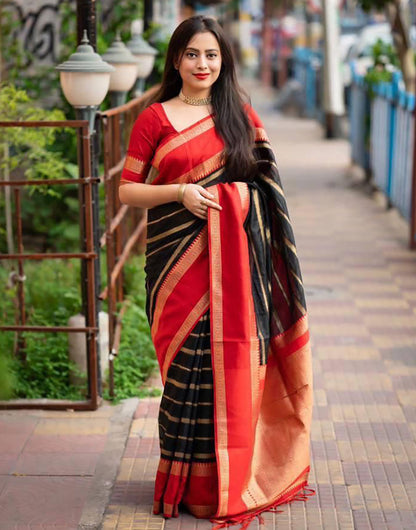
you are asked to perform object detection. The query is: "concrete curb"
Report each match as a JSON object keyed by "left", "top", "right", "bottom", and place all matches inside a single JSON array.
[{"left": 78, "top": 397, "right": 139, "bottom": 530}]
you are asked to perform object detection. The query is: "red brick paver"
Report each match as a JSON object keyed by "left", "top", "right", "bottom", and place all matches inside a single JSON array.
[
  {"left": 0, "top": 403, "right": 130, "bottom": 528},
  {"left": 103, "top": 82, "right": 416, "bottom": 529}
]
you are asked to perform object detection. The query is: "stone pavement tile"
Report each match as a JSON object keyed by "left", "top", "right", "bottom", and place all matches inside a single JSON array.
[
  {"left": 8, "top": 404, "right": 117, "bottom": 419},
  {"left": 13, "top": 452, "right": 100, "bottom": 475},
  {"left": 0, "top": 416, "right": 38, "bottom": 435},
  {"left": 0, "top": 433, "right": 30, "bottom": 455},
  {"left": 320, "top": 359, "right": 385, "bottom": 373},
  {"left": 22, "top": 433, "right": 107, "bottom": 453},
  {"left": 0, "top": 453, "right": 17, "bottom": 474},
  {"left": 102, "top": 505, "right": 165, "bottom": 530},
  {"left": 397, "top": 390, "right": 416, "bottom": 407},
  {"left": 352, "top": 509, "right": 372, "bottom": 530},
  {"left": 355, "top": 297, "right": 410, "bottom": 308},
  {"left": 33, "top": 417, "right": 110, "bottom": 435},
  {"left": 0, "top": 398, "right": 136, "bottom": 529},
  {"left": 315, "top": 345, "right": 381, "bottom": 360},
  {"left": 0, "top": 475, "right": 7, "bottom": 496},
  {"left": 12, "top": 524, "right": 75, "bottom": 530},
  {"left": 0, "top": 475, "right": 92, "bottom": 525}
]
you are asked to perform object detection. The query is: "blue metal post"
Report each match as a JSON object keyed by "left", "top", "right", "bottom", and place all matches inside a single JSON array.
[{"left": 386, "top": 72, "right": 401, "bottom": 201}]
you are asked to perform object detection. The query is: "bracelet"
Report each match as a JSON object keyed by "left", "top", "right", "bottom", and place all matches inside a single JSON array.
[{"left": 177, "top": 183, "right": 187, "bottom": 203}]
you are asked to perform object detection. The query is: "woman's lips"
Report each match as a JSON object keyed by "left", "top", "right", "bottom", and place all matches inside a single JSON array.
[{"left": 194, "top": 73, "right": 209, "bottom": 79}]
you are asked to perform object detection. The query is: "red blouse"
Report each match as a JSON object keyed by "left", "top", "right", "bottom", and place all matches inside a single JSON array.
[{"left": 120, "top": 102, "right": 268, "bottom": 186}]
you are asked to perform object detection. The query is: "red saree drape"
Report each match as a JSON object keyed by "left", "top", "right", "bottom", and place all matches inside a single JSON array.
[{"left": 121, "top": 102, "right": 314, "bottom": 527}]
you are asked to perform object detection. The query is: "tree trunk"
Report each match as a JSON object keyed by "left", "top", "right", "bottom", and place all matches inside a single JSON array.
[{"left": 386, "top": 0, "right": 415, "bottom": 93}]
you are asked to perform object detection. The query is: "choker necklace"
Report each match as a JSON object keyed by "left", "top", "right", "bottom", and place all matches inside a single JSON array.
[{"left": 179, "top": 89, "right": 212, "bottom": 106}]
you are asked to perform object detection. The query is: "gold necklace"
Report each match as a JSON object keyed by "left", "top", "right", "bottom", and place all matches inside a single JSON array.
[{"left": 179, "top": 89, "right": 212, "bottom": 106}]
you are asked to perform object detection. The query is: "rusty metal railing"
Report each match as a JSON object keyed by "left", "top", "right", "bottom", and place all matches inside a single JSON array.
[
  {"left": 0, "top": 86, "right": 159, "bottom": 407},
  {"left": 0, "top": 120, "right": 100, "bottom": 410},
  {"left": 99, "top": 86, "right": 158, "bottom": 398}
]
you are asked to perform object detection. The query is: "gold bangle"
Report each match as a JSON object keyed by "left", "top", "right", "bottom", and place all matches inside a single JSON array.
[{"left": 177, "top": 183, "right": 187, "bottom": 203}]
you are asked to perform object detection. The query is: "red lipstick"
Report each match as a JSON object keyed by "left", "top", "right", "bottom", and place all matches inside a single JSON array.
[{"left": 194, "top": 74, "right": 209, "bottom": 79}]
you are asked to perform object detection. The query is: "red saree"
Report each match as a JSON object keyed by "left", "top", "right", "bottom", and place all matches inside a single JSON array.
[{"left": 121, "top": 102, "right": 314, "bottom": 527}]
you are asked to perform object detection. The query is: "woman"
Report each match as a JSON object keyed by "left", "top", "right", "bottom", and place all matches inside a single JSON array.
[{"left": 119, "top": 15, "right": 313, "bottom": 529}]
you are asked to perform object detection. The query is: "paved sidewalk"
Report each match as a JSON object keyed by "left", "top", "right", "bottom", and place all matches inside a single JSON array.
[
  {"left": 103, "top": 82, "right": 416, "bottom": 530},
  {"left": 0, "top": 398, "right": 138, "bottom": 529},
  {"left": 1, "top": 81, "right": 416, "bottom": 529}
]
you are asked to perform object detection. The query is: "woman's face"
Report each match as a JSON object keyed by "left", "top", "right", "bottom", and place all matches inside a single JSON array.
[{"left": 176, "top": 31, "right": 222, "bottom": 97}]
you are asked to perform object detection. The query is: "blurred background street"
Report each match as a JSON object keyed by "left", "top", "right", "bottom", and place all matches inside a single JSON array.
[{"left": 1, "top": 1, "right": 416, "bottom": 529}]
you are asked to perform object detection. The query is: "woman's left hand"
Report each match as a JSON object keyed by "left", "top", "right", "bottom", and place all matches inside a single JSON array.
[{"left": 181, "top": 184, "right": 222, "bottom": 220}]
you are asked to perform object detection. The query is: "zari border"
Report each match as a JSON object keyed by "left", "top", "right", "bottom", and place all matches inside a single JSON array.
[
  {"left": 153, "top": 118, "right": 215, "bottom": 169},
  {"left": 151, "top": 226, "right": 207, "bottom": 339},
  {"left": 208, "top": 185, "right": 230, "bottom": 517}
]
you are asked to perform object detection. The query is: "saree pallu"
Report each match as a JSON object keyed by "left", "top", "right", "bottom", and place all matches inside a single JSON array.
[{"left": 145, "top": 145, "right": 313, "bottom": 527}]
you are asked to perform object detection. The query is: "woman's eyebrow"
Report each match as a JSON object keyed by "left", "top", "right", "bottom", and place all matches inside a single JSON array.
[{"left": 185, "top": 47, "right": 219, "bottom": 52}]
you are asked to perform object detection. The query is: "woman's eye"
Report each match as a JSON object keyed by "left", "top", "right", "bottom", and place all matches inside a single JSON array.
[
  {"left": 187, "top": 52, "right": 197, "bottom": 58},
  {"left": 208, "top": 54, "right": 217, "bottom": 59}
]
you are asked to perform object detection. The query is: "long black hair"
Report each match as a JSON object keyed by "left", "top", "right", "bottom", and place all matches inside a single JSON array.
[{"left": 149, "top": 15, "right": 256, "bottom": 181}]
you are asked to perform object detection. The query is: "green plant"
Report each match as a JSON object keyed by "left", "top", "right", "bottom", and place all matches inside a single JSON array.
[
  {"left": 0, "top": 253, "right": 158, "bottom": 402},
  {"left": 357, "top": 0, "right": 415, "bottom": 93},
  {"left": 0, "top": 83, "right": 79, "bottom": 254},
  {"left": 0, "top": 84, "right": 67, "bottom": 173},
  {"left": 103, "top": 254, "right": 160, "bottom": 402},
  {"left": 0, "top": 259, "right": 85, "bottom": 399},
  {"left": 0, "top": 355, "right": 14, "bottom": 399},
  {"left": 364, "top": 39, "right": 399, "bottom": 98}
]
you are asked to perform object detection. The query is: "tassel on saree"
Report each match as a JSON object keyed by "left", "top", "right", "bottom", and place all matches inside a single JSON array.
[{"left": 211, "top": 485, "right": 315, "bottom": 529}]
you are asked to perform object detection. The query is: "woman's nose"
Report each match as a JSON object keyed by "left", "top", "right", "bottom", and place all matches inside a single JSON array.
[{"left": 197, "top": 55, "right": 208, "bottom": 69}]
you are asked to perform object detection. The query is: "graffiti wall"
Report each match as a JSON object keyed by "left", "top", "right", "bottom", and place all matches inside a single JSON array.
[
  {"left": 3, "top": 0, "right": 116, "bottom": 67},
  {"left": 4, "top": 0, "right": 67, "bottom": 65}
]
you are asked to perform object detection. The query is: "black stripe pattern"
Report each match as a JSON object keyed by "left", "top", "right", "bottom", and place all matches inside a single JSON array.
[{"left": 158, "top": 310, "right": 215, "bottom": 463}]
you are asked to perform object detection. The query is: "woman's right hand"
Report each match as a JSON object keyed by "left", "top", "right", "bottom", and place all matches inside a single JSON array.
[{"left": 181, "top": 184, "right": 222, "bottom": 220}]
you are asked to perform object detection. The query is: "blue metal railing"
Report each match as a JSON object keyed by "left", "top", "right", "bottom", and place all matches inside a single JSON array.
[
  {"left": 290, "top": 47, "right": 415, "bottom": 240},
  {"left": 292, "top": 47, "right": 323, "bottom": 120},
  {"left": 391, "top": 90, "right": 415, "bottom": 219},
  {"left": 350, "top": 70, "right": 370, "bottom": 172},
  {"left": 351, "top": 70, "right": 414, "bottom": 221}
]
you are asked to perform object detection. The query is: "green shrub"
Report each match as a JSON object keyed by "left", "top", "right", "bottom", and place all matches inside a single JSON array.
[
  {"left": 0, "top": 253, "right": 158, "bottom": 402},
  {"left": 364, "top": 39, "right": 400, "bottom": 97},
  {"left": 0, "top": 259, "right": 84, "bottom": 400},
  {"left": 103, "top": 254, "right": 160, "bottom": 402}
]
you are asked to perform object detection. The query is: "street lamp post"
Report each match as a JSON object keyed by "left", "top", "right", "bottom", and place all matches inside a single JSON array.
[
  {"left": 56, "top": 32, "right": 114, "bottom": 396},
  {"left": 127, "top": 27, "right": 157, "bottom": 97},
  {"left": 76, "top": 0, "right": 97, "bottom": 50},
  {"left": 102, "top": 35, "right": 138, "bottom": 108},
  {"left": 56, "top": 30, "right": 115, "bottom": 132}
]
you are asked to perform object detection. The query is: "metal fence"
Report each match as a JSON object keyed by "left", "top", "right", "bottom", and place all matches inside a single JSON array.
[
  {"left": 0, "top": 119, "right": 100, "bottom": 410},
  {"left": 292, "top": 47, "right": 323, "bottom": 120},
  {"left": 99, "top": 86, "right": 158, "bottom": 398},
  {"left": 349, "top": 71, "right": 370, "bottom": 173},
  {"left": 0, "top": 87, "right": 158, "bottom": 409},
  {"left": 389, "top": 87, "right": 415, "bottom": 221},
  {"left": 348, "top": 70, "right": 416, "bottom": 246}
]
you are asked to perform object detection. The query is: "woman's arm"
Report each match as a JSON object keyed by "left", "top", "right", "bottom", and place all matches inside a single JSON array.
[
  {"left": 119, "top": 181, "right": 222, "bottom": 219},
  {"left": 119, "top": 181, "right": 180, "bottom": 209}
]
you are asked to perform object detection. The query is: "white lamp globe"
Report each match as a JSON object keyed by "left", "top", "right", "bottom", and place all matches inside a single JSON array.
[
  {"left": 126, "top": 32, "right": 157, "bottom": 79},
  {"left": 102, "top": 35, "right": 138, "bottom": 93},
  {"left": 59, "top": 71, "right": 111, "bottom": 107},
  {"left": 56, "top": 31, "right": 114, "bottom": 107}
]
